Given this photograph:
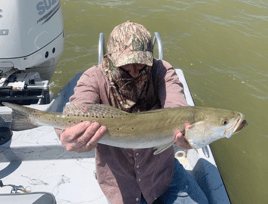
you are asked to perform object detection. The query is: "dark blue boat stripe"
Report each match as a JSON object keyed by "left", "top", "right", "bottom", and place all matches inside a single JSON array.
[{"left": 37, "top": 2, "right": 61, "bottom": 24}]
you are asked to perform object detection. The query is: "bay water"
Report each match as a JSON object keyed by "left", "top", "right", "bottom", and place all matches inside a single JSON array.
[{"left": 51, "top": 1, "right": 268, "bottom": 203}]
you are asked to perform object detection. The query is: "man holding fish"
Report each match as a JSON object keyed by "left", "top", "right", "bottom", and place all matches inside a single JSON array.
[{"left": 58, "top": 21, "right": 208, "bottom": 204}]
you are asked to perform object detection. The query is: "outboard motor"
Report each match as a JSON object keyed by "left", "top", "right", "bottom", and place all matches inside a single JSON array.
[{"left": 0, "top": 0, "right": 64, "bottom": 105}]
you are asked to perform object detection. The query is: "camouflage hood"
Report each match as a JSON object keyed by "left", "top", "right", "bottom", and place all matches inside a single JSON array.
[{"left": 102, "top": 21, "right": 153, "bottom": 112}]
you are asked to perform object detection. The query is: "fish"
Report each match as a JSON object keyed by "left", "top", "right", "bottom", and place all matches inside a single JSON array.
[{"left": 2, "top": 102, "right": 248, "bottom": 155}]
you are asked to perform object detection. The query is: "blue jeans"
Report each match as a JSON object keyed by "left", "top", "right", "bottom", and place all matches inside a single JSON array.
[
  {"left": 140, "top": 159, "right": 208, "bottom": 204},
  {"left": 108, "top": 159, "right": 208, "bottom": 204}
]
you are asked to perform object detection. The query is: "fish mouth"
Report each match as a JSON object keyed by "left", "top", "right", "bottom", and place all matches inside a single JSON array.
[
  {"left": 225, "top": 113, "right": 248, "bottom": 138},
  {"left": 234, "top": 118, "right": 248, "bottom": 133}
]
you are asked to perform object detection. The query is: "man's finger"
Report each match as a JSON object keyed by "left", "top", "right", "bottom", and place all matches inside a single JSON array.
[
  {"left": 61, "top": 121, "right": 91, "bottom": 142},
  {"left": 76, "top": 143, "right": 98, "bottom": 153},
  {"left": 184, "top": 123, "right": 192, "bottom": 130},
  {"left": 86, "top": 125, "right": 108, "bottom": 148},
  {"left": 77, "top": 122, "right": 101, "bottom": 146},
  {"left": 174, "top": 129, "right": 192, "bottom": 150},
  {"left": 71, "top": 124, "right": 107, "bottom": 153}
]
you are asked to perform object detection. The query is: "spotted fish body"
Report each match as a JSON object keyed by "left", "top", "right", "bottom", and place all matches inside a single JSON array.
[{"left": 3, "top": 102, "right": 247, "bottom": 155}]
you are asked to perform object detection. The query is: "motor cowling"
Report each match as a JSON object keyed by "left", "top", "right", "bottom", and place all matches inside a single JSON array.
[{"left": 0, "top": 0, "right": 64, "bottom": 105}]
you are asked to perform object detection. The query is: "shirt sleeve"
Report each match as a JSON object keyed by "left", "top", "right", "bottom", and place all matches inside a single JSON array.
[
  {"left": 156, "top": 60, "right": 188, "bottom": 108},
  {"left": 69, "top": 67, "right": 101, "bottom": 105}
]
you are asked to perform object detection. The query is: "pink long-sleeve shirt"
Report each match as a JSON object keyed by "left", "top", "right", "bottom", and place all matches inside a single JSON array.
[{"left": 69, "top": 59, "right": 187, "bottom": 204}]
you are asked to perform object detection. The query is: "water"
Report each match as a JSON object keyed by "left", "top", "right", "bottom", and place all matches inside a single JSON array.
[{"left": 51, "top": 0, "right": 268, "bottom": 203}]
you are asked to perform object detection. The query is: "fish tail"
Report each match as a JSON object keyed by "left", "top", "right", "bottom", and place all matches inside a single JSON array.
[{"left": 3, "top": 102, "right": 39, "bottom": 131}]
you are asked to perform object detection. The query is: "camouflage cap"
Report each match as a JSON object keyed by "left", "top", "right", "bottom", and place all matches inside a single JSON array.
[{"left": 107, "top": 21, "right": 153, "bottom": 67}]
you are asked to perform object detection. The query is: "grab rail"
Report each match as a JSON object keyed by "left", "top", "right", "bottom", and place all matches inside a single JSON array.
[
  {"left": 152, "top": 32, "right": 163, "bottom": 60},
  {"left": 98, "top": 33, "right": 104, "bottom": 65}
]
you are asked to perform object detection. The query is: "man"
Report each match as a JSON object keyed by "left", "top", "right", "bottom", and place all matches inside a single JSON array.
[{"left": 57, "top": 21, "right": 208, "bottom": 204}]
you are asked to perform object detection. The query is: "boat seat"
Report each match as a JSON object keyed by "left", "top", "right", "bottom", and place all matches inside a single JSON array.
[{"left": 0, "top": 192, "right": 56, "bottom": 204}]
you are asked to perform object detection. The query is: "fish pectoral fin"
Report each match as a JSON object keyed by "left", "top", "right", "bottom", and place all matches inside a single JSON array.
[{"left": 153, "top": 140, "right": 174, "bottom": 155}]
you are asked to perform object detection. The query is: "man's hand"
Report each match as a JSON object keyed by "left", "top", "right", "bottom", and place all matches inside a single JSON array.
[
  {"left": 59, "top": 121, "right": 108, "bottom": 153},
  {"left": 174, "top": 123, "right": 192, "bottom": 150}
]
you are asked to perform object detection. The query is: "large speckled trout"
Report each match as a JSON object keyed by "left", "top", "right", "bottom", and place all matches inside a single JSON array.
[{"left": 3, "top": 102, "right": 247, "bottom": 155}]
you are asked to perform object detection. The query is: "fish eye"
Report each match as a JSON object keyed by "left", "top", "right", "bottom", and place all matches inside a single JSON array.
[{"left": 221, "top": 119, "right": 229, "bottom": 125}]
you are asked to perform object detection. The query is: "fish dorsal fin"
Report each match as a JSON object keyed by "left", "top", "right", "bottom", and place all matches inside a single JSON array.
[
  {"left": 63, "top": 104, "right": 129, "bottom": 117},
  {"left": 153, "top": 140, "right": 174, "bottom": 155}
]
